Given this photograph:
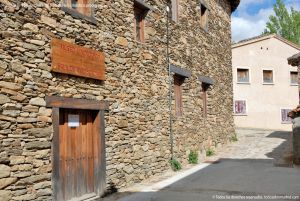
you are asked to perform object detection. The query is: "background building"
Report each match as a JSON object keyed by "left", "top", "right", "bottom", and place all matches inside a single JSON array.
[
  {"left": 0, "top": 0, "right": 239, "bottom": 200},
  {"left": 232, "top": 34, "right": 300, "bottom": 131}
]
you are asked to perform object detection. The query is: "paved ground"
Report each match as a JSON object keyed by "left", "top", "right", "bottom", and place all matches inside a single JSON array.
[{"left": 103, "top": 129, "right": 300, "bottom": 201}]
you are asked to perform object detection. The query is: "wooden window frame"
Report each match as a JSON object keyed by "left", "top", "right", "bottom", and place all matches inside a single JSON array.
[
  {"left": 174, "top": 75, "right": 185, "bottom": 116},
  {"left": 290, "top": 71, "right": 298, "bottom": 85},
  {"left": 61, "top": 0, "right": 96, "bottom": 24},
  {"left": 262, "top": 69, "right": 274, "bottom": 84},
  {"left": 133, "top": 0, "right": 153, "bottom": 43},
  {"left": 237, "top": 68, "right": 250, "bottom": 84},
  {"left": 46, "top": 96, "right": 109, "bottom": 201},
  {"left": 234, "top": 100, "right": 247, "bottom": 115},
  {"left": 200, "top": 2, "right": 209, "bottom": 30},
  {"left": 134, "top": 7, "right": 146, "bottom": 43},
  {"left": 202, "top": 83, "right": 210, "bottom": 118},
  {"left": 281, "top": 109, "right": 292, "bottom": 124}
]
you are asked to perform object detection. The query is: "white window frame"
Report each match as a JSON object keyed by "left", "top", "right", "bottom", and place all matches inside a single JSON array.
[
  {"left": 262, "top": 68, "right": 275, "bottom": 85},
  {"left": 280, "top": 108, "right": 292, "bottom": 124},
  {"left": 290, "top": 71, "right": 298, "bottom": 86},
  {"left": 234, "top": 100, "right": 247, "bottom": 116},
  {"left": 236, "top": 67, "right": 251, "bottom": 84}
]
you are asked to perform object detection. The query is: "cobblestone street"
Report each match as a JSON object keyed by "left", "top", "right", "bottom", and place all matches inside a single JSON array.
[
  {"left": 103, "top": 129, "right": 300, "bottom": 201},
  {"left": 210, "top": 129, "right": 294, "bottom": 167}
]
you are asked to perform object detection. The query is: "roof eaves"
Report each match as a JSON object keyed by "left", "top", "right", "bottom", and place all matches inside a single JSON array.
[
  {"left": 232, "top": 34, "right": 275, "bottom": 49},
  {"left": 274, "top": 35, "right": 300, "bottom": 51}
]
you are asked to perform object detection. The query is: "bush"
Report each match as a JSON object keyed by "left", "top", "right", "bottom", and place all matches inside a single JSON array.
[
  {"left": 206, "top": 148, "right": 214, "bottom": 156},
  {"left": 188, "top": 151, "right": 198, "bottom": 164},
  {"left": 170, "top": 158, "right": 182, "bottom": 171},
  {"left": 231, "top": 134, "right": 238, "bottom": 142}
]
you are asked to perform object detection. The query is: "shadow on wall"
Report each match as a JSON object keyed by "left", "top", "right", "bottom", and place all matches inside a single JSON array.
[{"left": 99, "top": 131, "right": 299, "bottom": 201}]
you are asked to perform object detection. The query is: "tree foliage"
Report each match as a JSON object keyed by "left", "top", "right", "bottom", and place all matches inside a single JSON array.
[{"left": 264, "top": 0, "right": 300, "bottom": 44}]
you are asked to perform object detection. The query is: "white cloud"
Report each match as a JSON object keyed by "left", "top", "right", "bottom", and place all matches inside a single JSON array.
[
  {"left": 232, "top": 7, "right": 274, "bottom": 42},
  {"left": 231, "top": 0, "right": 300, "bottom": 42}
]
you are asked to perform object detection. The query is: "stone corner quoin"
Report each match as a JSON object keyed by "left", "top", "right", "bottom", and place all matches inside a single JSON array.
[{"left": 0, "top": 0, "right": 235, "bottom": 200}]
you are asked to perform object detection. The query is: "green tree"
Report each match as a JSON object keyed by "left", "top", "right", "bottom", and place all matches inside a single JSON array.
[{"left": 264, "top": 0, "right": 300, "bottom": 44}]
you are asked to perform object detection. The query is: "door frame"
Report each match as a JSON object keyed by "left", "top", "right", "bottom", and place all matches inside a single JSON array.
[{"left": 46, "top": 96, "right": 109, "bottom": 201}]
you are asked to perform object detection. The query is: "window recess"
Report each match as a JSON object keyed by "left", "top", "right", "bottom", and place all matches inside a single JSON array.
[
  {"left": 198, "top": 76, "right": 214, "bottom": 118},
  {"left": 237, "top": 68, "right": 250, "bottom": 83},
  {"left": 290, "top": 71, "right": 298, "bottom": 85},
  {"left": 170, "top": 64, "right": 191, "bottom": 117},
  {"left": 263, "top": 70, "right": 274, "bottom": 84},
  {"left": 62, "top": 0, "right": 96, "bottom": 24},
  {"left": 133, "top": 0, "right": 153, "bottom": 43},
  {"left": 199, "top": 0, "right": 209, "bottom": 30}
]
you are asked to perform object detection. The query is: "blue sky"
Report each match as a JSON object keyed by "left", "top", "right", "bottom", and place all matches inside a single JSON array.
[{"left": 231, "top": 0, "right": 300, "bottom": 42}]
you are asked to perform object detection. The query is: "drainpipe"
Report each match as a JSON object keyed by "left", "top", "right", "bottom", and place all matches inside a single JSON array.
[{"left": 166, "top": 4, "right": 174, "bottom": 160}]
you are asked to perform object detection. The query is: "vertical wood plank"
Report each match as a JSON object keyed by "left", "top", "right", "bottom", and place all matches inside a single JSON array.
[
  {"left": 93, "top": 111, "right": 100, "bottom": 194},
  {"left": 202, "top": 83, "right": 208, "bottom": 118},
  {"left": 70, "top": 111, "right": 77, "bottom": 199},
  {"left": 87, "top": 112, "right": 94, "bottom": 193},
  {"left": 66, "top": 111, "right": 73, "bottom": 201},
  {"left": 83, "top": 111, "right": 87, "bottom": 196},
  {"left": 52, "top": 107, "right": 61, "bottom": 201},
  {"left": 174, "top": 75, "right": 184, "bottom": 116},
  {"left": 60, "top": 110, "right": 68, "bottom": 201},
  {"left": 77, "top": 110, "right": 84, "bottom": 197},
  {"left": 99, "top": 110, "right": 106, "bottom": 196}
]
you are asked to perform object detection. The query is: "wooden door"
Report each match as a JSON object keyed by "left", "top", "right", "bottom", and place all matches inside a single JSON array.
[{"left": 59, "top": 109, "right": 100, "bottom": 201}]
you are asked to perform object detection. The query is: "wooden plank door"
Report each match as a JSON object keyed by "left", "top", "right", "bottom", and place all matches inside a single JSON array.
[{"left": 59, "top": 109, "right": 100, "bottom": 201}]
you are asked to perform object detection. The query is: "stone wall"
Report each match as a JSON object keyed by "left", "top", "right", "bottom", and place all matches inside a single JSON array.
[{"left": 0, "top": 0, "right": 235, "bottom": 200}]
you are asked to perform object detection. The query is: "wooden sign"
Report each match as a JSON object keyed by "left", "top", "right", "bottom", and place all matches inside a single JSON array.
[{"left": 51, "top": 38, "right": 105, "bottom": 80}]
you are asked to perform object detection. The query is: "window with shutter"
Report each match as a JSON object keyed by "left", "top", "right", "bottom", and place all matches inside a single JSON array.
[
  {"left": 62, "top": 0, "right": 95, "bottom": 23},
  {"left": 234, "top": 100, "right": 247, "bottom": 115},
  {"left": 174, "top": 75, "right": 184, "bottom": 116},
  {"left": 199, "top": 1, "right": 209, "bottom": 30},
  {"left": 133, "top": 0, "right": 153, "bottom": 43},
  {"left": 263, "top": 70, "right": 274, "bottom": 84},
  {"left": 237, "top": 68, "right": 249, "bottom": 83},
  {"left": 290, "top": 71, "right": 298, "bottom": 85},
  {"left": 202, "top": 83, "right": 209, "bottom": 118},
  {"left": 134, "top": 7, "right": 145, "bottom": 42}
]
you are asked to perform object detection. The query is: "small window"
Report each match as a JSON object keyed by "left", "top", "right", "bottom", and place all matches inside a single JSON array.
[
  {"left": 263, "top": 70, "right": 274, "bottom": 84},
  {"left": 62, "top": 0, "right": 95, "bottom": 23},
  {"left": 200, "top": 2, "right": 208, "bottom": 30},
  {"left": 174, "top": 75, "right": 184, "bottom": 116},
  {"left": 281, "top": 109, "right": 292, "bottom": 124},
  {"left": 291, "top": 71, "right": 298, "bottom": 85},
  {"left": 133, "top": 0, "right": 153, "bottom": 43},
  {"left": 64, "top": 0, "right": 92, "bottom": 17},
  {"left": 168, "top": 0, "right": 179, "bottom": 22},
  {"left": 134, "top": 7, "right": 145, "bottom": 42},
  {"left": 202, "top": 83, "right": 209, "bottom": 118},
  {"left": 234, "top": 100, "right": 247, "bottom": 115},
  {"left": 134, "top": 8, "right": 144, "bottom": 43},
  {"left": 237, "top": 68, "right": 249, "bottom": 83},
  {"left": 71, "top": 0, "right": 77, "bottom": 9}
]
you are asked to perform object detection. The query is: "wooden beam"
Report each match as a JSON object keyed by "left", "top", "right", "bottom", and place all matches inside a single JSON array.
[
  {"left": 99, "top": 110, "right": 106, "bottom": 195},
  {"left": 46, "top": 96, "right": 109, "bottom": 111},
  {"left": 52, "top": 107, "right": 62, "bottom": 201}
]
